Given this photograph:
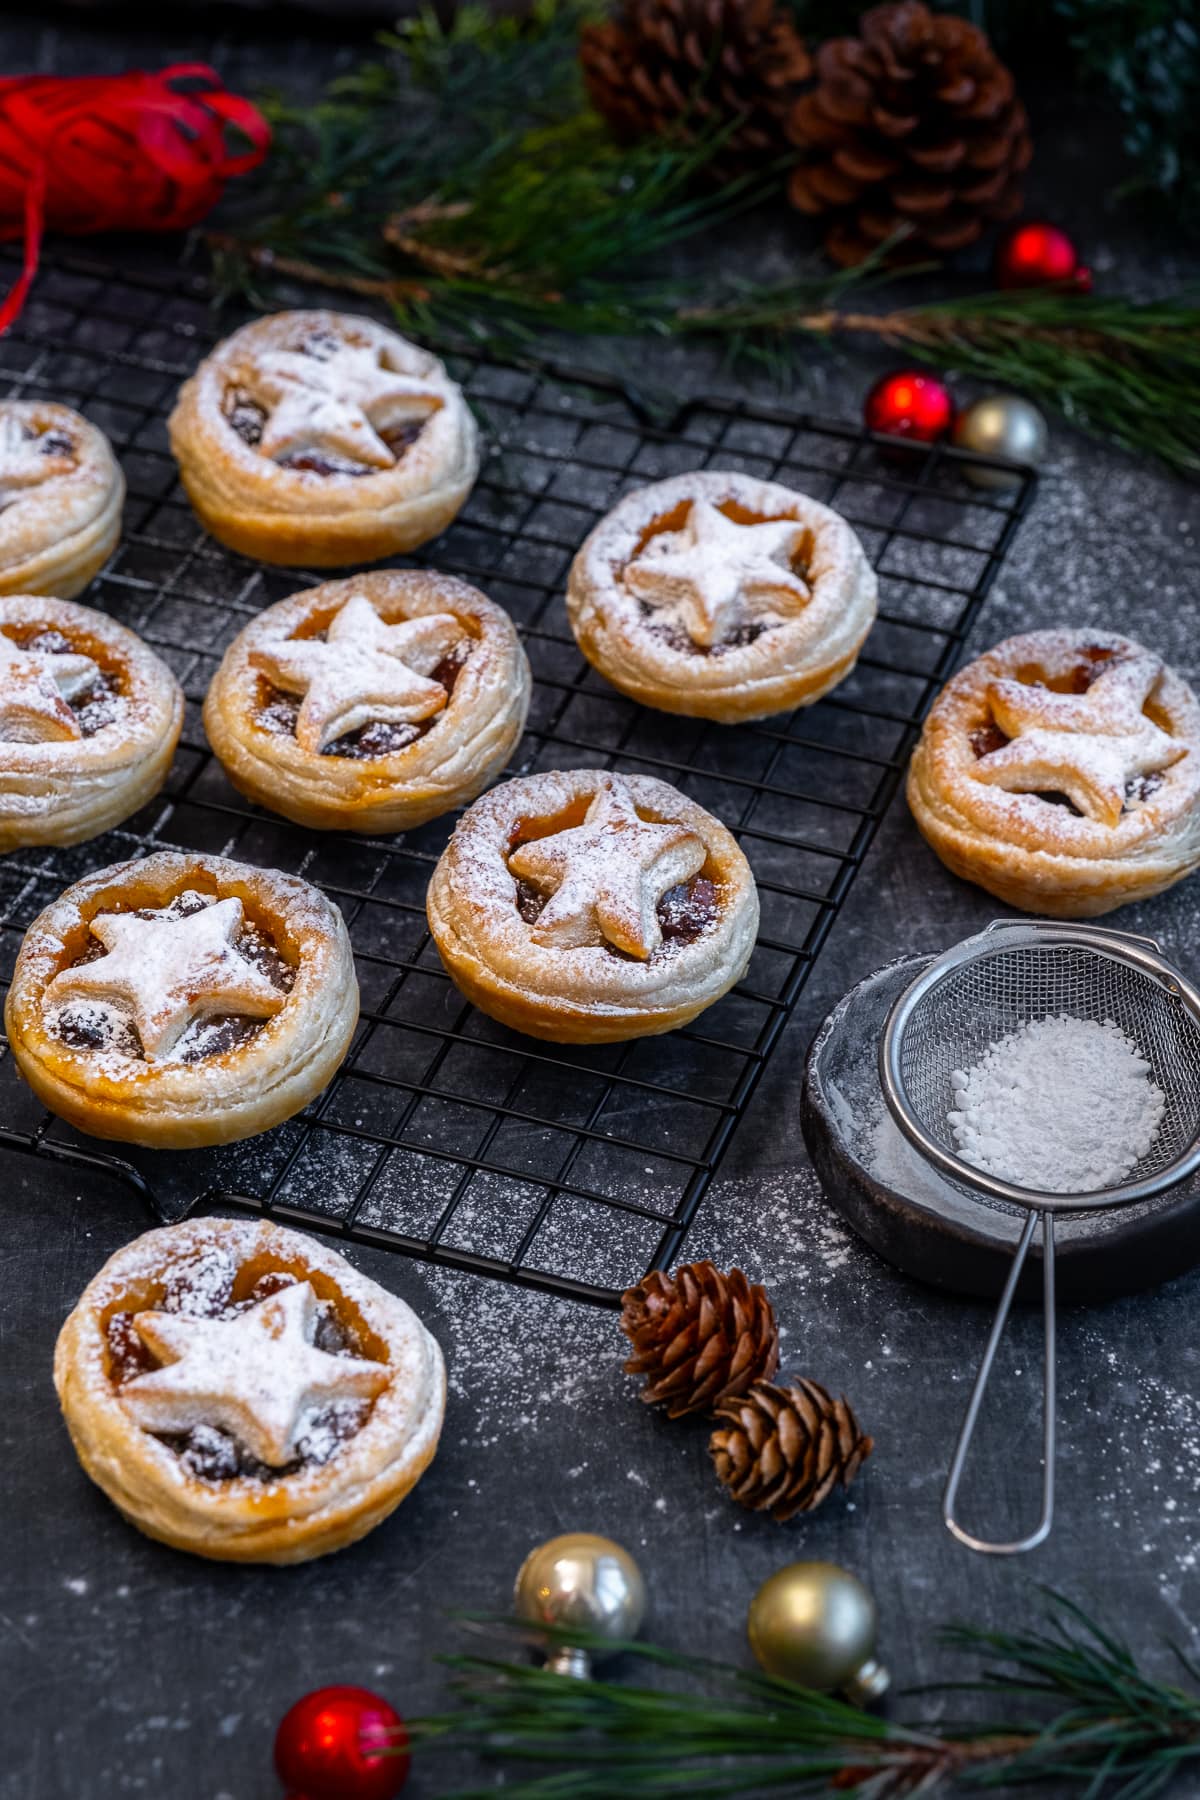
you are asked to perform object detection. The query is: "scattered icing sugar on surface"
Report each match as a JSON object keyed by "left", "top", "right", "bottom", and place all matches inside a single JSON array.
[{"left": 948, "top": 1015, "right": 1165, "bottom": 1193}]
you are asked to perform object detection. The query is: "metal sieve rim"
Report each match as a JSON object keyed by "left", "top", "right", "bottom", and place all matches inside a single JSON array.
[{"left": 879, "top": 920, "right": 1200, "bottom": 1214}]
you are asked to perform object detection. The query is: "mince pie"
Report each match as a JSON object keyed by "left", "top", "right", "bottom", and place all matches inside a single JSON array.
[
  {"left": 168, "top": 309, "right": 479, "bottom": 566},
  {"left": 427, "top": 768, "right": 759, "bottom": 1041},
  {"left": 0, "top": 401, "right": 124, "bottom": 598},
  {"left": 203, "top": 570, "right": 530, "bottom": 833},
  {"left": 0, "top": 594, "right": 183, "bottom": 850},
  {"left": 566, "top": 470, "right": 877, "bottom": 722},
  {"left": 54, "top": 1218, "right": 446, "bottom": 1563},
  {"left": 5, "top": 851, "right": 358, "bottom": 1146},
  {"left": 908, "top": 627, "right": 1200, "bottom": 916}
]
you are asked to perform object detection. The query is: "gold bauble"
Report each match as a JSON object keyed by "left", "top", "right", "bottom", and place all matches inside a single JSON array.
[
  {"left": 514, "top": 1532, "right": 646, "bottom": 1678},
  {"left": 747, "top": 1561, "right": 889, "bottom": 1703},
  {"left": 953, "top": 393, "right": 1049, "bottom": 489}
]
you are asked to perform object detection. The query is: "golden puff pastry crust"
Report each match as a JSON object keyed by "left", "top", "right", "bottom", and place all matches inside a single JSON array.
[
  {"left": 566, "top": 470, "right": 877, "bottom": 722},
  {"left": 5, "top": 850, "right": 359, "bottom": 1147},
  {"left": 0, "top": 594, "right": 183, "bottom": 851},
  {"left": 0, "top": 401, "right": 124, "bottom": 599},
  {"left": 203, "top": 570, "right": 530, "bottom": 833},
  {"left": 908, "top": 627, "right": 1200, "bottom": 917},
  {"left": 54, "top": 1217, "right": 446, "bottom": 1564},
  {"left": 168, "top": 309, "right": 479, "bottom": 566},
  {"left": 427, "top": 767, "right": 759, "bottom": 1042}
]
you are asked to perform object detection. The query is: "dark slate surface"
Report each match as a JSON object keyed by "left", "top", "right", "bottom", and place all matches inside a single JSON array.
[{"left": 2, "top": 12, "right": 1199, "bottom": 1799}]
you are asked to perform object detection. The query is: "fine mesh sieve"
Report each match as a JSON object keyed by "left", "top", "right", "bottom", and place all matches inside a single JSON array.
[{"left": 880, "top": 920, "right": 1200, "bottom": 1555}]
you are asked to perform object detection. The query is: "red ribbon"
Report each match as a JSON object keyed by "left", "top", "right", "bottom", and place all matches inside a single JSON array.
[{"left": 0, "top": 65, "right": 271, "bottom": 334}]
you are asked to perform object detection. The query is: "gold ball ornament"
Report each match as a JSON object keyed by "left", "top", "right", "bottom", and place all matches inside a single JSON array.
[
  {"left": 953, "top": 393, "right": 1049, "bottom": 489},
  {"left": 747, "top": 1561, "right": 889, "bottom": 1704},
  {"left": 514, "top": 1532, "right": 646, "bottom": 1678}
]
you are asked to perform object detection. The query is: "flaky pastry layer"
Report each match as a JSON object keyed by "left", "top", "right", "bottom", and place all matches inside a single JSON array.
[
  {"left": 0, "top": 595, "right": 183, "bottom": 850},
  {"left": 566, "top": 470, "right": 877, "bottom": 722},
  {"left": 427, "top": 768, "right": 759, "bottom": 1042},
  {"left": 6, "top": 851, "right": 359, "bottom": 1146},
  {"left": 54, "top": 1218, "right": 446, "bottom": 1563},
  {"left": 908, "top": 627, "right": 1200, "bottom": 916},
  {"left": 0, "top": 401, "right": 124, "bottom": 600},
  {"left": 168, "top": 310, "right": 478, "bottom": 566},
  {"left": 203, "top": 570, "right": 530, "bottom": 832}
]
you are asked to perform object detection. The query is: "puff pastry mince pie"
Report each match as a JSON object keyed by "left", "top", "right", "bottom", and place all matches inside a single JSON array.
[
  {"left": 168, "top": 310, "right": 479, "bottom": 566},
  {"left": 204, "top": 570, "right": 530, "bottom": 833},
  {"left": 566, "top": 470, "right": 877, "bottom": 722},
  {"left": 908, "top": 628, "right": 1200, "bottom": 916},
  {"left": 54, "top": 1218, "right": 446, "bottom": 1563},
  {"left": 5, "top": 851, "right": 359, "bottom": 1146},
  {"left": 0, "top": 401, "right": 124, "bottom": 598},
  {"left": 0, "top": 595, "right": 184, "bottom": 850},
  {"left": 427, "top": 768, "right": 759, "bottom": 1042}
]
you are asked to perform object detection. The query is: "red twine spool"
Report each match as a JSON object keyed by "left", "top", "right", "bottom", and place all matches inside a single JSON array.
[{"left": 0, "top": 65, "right": 270, "bottom": 333}]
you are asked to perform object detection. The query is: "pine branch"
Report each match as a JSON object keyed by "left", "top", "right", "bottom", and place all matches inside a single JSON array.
[
  {"left": 680, "top": 287, "right": 1200, "bottom": 478},
  {"left": 211, "top": 6, "right": 1200, "bottom": 480},
  {"left": 397, "top": 1597, "right": 1200, "bottom": 1798}
]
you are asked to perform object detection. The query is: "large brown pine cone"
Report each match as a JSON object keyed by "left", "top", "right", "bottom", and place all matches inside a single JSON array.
[
  {"left": 620, "top": 1260, "right": 780, "bottom": 1418},
  {"left": 787, "top": 1, "right": 1031, "bottom": 267},
  {"left": 710, "top": 1377, "right": 872, "bottom": 1521},
  {"left": 581, "top": 0, "right": 813, "bottom": 182}
]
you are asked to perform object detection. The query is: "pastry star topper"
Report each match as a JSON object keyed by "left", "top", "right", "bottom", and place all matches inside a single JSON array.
[
  {"left": 0, "top": 412, "right": 74, "bottom": 501},
  {"left": 0, "top": 629, "right": 99, "bottom": 743},
  {"left": 252, "top": 592, "right": 464, "bottom": 754},
  {"left": 625, "top": 499, "right": 811, "bottom": 648},
  {"left": 509, "top": 775, "right": 706, "bottom": 960},
  {"left": 119, "top": 1280, "right": 389, "bottom": 1468},
  {"left": 972, "top": 650, "right": 1186, "bottom": 827},
  {"left": 249, "top": 334, "right": 448, "bottom": 469},
  {"left": 45, "top": 895, "right": 286, "bottom": 1062}
]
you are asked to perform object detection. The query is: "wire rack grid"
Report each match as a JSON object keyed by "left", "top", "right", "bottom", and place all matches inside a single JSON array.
[{"left": 0, "top": 247, "right": 1035, "bottom": 1306}]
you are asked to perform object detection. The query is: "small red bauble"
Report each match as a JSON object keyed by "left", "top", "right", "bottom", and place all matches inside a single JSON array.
[
  {"left": 274, "top": 1685, "right": 409, "bottom": 1800},
  {"left": 995, "top": 222, "right": 1084, "bottom": 289},
  {"left": 864, "top": 370, "right": 954, "bottom": 445}
]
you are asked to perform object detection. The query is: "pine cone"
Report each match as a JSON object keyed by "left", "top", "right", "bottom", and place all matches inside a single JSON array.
[
  {"left": 787, "top": 1, "right": 1031, "bottom": 267},
  {"left": 710, "top": 1377, "right": 872, "bottom": 1521},
  {"left": 581, "top": 0, "right": 813, "bottom": 182},
  {"left": 620, "top": 1260, "right": 780, "bottom": 1418}
]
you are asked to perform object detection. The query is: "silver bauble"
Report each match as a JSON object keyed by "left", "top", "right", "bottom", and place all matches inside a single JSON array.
[
  {"left": 747, "top": 1561, "right": 889, "bottom": 1704},
  {"left": 514, "top": 1532, "right": 646, "bottom": 1678},
  {"left": 953, "top": 393, "right": 1049, "bottom": 489}
]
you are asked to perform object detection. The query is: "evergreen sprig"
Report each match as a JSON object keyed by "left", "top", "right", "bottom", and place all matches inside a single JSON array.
[
  {"left": 399, "top": 1596, "right": 1200, "bottom": 1797},
  {"left": 212, "top": 6, "right": 1200, "bottom": 480},
  {"left": 685, "top": 286, "right": 1200, "bottom": 478}
]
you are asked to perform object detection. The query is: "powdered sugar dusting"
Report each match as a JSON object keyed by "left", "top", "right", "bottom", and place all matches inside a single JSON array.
[
  {"left": 949, "top": 1015, "right": 1165, "bottom": 1192},
  {"left": 626, "top": 498, "right": 810, "bottom": 647},
  {"left": 250, "top": 592, "right": 460, "bottom": 753},
  {"left": 45, "top": 892, "right": 286, "bottom": 1066},
  {"left": 120, "top": 1280, "right": 388, "bottom": 1469}
]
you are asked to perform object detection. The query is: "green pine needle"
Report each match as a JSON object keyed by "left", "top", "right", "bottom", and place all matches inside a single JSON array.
[
  {"left": 397, "top": 1597, "right": 1200, "bottom": 1798},
  {"left": 211, "top": 5, "right": 1200, "bottom": 481}
]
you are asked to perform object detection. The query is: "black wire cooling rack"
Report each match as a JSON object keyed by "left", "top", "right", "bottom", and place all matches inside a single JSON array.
[{"left": 0, "top": 246, "right": 1036, "bottom": 1306}]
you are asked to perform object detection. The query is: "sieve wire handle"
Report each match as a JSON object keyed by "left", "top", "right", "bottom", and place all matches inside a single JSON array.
[{"left": 943, "top": 1208, "right": 1056, "bottom": 1556}]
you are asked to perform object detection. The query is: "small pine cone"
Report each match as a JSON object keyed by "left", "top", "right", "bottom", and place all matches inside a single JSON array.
[
  {"left": 786, "top": 1, "right": 1031, "bottom": 267},
  {"left": 710, "top": 1377, "right": 872, "bottom": 1521},
  {"left": 581, "top": 0, "right": 813, "bottom": 183},
  {"left": 620, "top": 1260, "right": 779, "bottom": 1418}
]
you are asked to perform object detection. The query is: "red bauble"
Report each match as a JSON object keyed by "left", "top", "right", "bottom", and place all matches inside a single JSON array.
[
  {"left": 864, "top": 370, "right": 954, "bottom": 445},
  {"left": 274, "top": 1686, "right": 409, "bottom": 1800},
  {"left": 995, "top": 221, "right": 1084, "bottom": 289}
]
